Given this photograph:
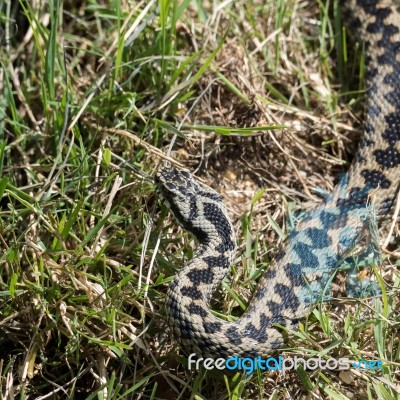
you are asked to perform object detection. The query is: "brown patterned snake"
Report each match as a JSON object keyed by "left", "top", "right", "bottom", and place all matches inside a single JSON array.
[{"left": 156, "top": 0, "right": 400, "bottom": 358}]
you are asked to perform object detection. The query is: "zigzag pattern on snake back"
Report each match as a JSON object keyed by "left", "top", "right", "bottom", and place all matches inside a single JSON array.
[{"left": 156, "top": 0, "right": 400, "bottom": 358}]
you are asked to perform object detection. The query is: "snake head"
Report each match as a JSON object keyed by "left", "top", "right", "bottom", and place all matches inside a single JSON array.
[
  {"left": 155, "top": 165, "right": 223, "bottom": 228},
  {"left": 156, "top": 166, "right": 201, "bottom": 201}
]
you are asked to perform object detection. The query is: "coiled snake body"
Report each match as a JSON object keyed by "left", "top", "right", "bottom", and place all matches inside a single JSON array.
[{"left": 156, "top": 0, "right": 400, "bottom": 358}]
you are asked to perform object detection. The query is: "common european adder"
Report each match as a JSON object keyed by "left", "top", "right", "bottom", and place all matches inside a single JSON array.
[{"left": 156, "top": 0, "right": 400, "bottom": 358}]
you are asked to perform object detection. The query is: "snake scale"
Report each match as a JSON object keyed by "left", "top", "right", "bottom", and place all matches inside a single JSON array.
[{"left": 156, "top": 0, "right": 400, "bottom": 358}]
